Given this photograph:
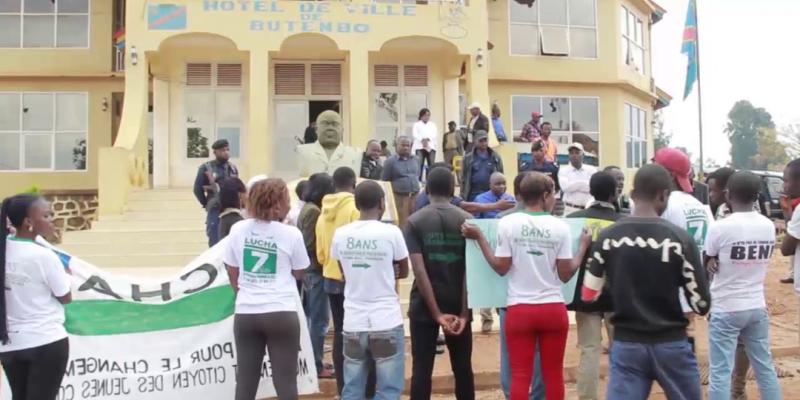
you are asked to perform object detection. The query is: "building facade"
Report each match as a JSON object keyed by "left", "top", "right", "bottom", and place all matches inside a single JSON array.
[{"left": 0, "top": 0, "right": 669, "bottom": 214}]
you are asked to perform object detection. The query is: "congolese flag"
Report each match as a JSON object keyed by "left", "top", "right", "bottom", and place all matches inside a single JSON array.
[
  {"left": 682, "top": 0, "right": 699, "bottom": 99},
  {"left": 2, "top": 239, "right": 318, "bottom": 400}
]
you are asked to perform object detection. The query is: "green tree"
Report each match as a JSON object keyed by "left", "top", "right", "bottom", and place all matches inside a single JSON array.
[
  {"left": 750, "top": 127, "right": 788, "bottom": 171},
  {"left": 186, "top": 128, "right": 209, "bottom": 158},
  {"left": 653, "top": 110, "right": 672, "bottom": 151},
  {"left": 725, "top": 100, "right": 774, "bottom": 169}
]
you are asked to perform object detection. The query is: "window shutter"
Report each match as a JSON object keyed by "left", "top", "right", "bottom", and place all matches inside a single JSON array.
[
  {"left": 274, "top": 64, "right": 306, "bottom": 95},
  {"left": 216, "top": 63, "right": 242, "bottom": 87},
  {"left": 186, "top": 63, "right": 212, "bottom": 86},
  {"left": 403, "top": 65, "right": 428, "bottom": 87},
  {"left": 310, "top": 64, "right": 341, "bottom": 95},
  {"left": 374, "top": 65, "right": 399, "bottom": 87}
]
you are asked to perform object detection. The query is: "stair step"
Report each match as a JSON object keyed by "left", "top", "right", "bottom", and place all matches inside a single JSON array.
[
  {"left": 92, "top": 219, "right": 206, "bottom": 231},
  {"left": 125, "top": 200, "right": 202, "bottom": 211},
  {"left": 100, "top": 209, "right": 206, "bottom": 221},
  {"left": 79, "top": 253, "right": 200, "bottom": 269},
  {"left": 61, "top": 229, "right": 206, "bottom": 244},
  {"left": 60, "top": 241, "right": 208, "bottom": 256},
  {"left": 128, "top": 190, "right": 197, "bottom": 202}
]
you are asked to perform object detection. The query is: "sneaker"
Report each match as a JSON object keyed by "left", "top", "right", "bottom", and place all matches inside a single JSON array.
[{"left": 481, "top": 319, "right": 493, "bottom": 333}]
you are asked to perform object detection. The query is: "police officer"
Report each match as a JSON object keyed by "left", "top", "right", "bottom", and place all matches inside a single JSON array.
[{"left": 193, "top": 139, "right": 238, "bottom": 247}]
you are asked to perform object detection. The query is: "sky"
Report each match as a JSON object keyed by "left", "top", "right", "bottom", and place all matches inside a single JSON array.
[{"left": 651, "top": 0, "right": 800, "bottom": 165}]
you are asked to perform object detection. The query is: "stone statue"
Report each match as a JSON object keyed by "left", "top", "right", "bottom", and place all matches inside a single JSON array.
[{"left": 296, "top": 110, "right": 361, "bottom": 177}]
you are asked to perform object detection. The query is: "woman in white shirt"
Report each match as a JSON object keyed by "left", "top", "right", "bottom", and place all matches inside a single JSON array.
[
  {"left": 412, "top": 108, "right": 438, "bottom": 180},
  {"left": 223, "top": 178, "right": 310, "bottom": 400},
  {"left": 0, "top": 194, "right": 72, "bottom": 400}
]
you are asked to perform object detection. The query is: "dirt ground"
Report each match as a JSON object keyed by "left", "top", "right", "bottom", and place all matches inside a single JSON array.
[{"left": 310, "top": 254, "right": 800, "bottom": 399}]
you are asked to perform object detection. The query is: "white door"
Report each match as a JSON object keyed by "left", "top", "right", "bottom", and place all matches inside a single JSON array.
[{"left": 274, "top": 100, "right": 308, "bottom": 179}]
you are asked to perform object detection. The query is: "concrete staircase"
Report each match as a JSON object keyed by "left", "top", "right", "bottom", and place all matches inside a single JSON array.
[{"left": 59, "top": 188, "right": 206, "bottom": 278}]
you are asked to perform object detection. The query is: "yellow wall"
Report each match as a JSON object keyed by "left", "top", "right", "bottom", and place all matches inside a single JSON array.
[
  {"left": 0, "top": 0, "right": 114, "bottom": 76},
  {"left": 0, "top": 79, "right": 124, "bottom": 198}
]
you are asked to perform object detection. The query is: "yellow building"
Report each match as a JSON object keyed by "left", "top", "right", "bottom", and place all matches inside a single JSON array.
[{"left": 0, "top": 0, "right": 670, "bottom": 215}]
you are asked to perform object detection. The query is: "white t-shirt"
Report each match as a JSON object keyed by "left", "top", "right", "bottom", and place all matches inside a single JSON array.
[
  {"left": 786, "top": 204, "right": 800, "bottom": 294},
  {"left": 705, "top": 211, "right": 775, "bottom": 313},
  {"left": 662, "top": 191, "right": 714, "bottom": 312},
  {"left": 412, "top": 120, "right": 438, "bottom": 153},
  {"left": 223, "top": 219, "right": 310, "bottom": 314},
  {"left": 495, "top": 212, "right": 573, "bottom": 306},
  {"left": 332, "top": 220, "right": 409, "bottom": 332},
  {"left": 1, "top": 237, "right": 70, "bottom": 353},
  {"left": 559, "top": 164, "right": 597, "bottom": 207}
]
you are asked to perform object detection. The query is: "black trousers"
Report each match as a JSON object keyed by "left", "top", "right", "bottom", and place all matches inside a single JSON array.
[
  {"left": 0, "top": 337, "right": 69, "bottom": 400},
  {"left": 234, "top": 312, "right": 300, "bottom": 400},
  {"left": 410, "top": 319, "right": 474, "bottom": 400},
  {"left": 328, "top": 292, "right": 377, "bottom": 397},
  {"left": 416, "top": 149, "right": 436, "bottom": 180}
]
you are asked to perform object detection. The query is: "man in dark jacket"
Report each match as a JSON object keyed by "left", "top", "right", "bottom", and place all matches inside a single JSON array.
[
  {"left": 192, "top": 139, "right": 238, "bottom": 247},
  {"left": 360, "top": 139, "right": 383, "bottom": 180},
  {"left": 460, "top": 131, "right": 503, "bottom": 201},
  {"left": 567, "top": 171, "right": 623, "bottom": 400},
  {"left": 467, "top": 102, "right": 490, "bottom": 139}
]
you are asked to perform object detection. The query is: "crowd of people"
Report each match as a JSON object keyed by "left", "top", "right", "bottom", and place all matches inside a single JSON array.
[{"left": 0, "top": 105, "right": 794, "bottom": 400}]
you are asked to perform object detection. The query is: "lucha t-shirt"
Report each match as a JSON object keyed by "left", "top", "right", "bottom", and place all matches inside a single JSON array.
[{"left": 705, "top": 211, "right": 775, "bottom": 313}]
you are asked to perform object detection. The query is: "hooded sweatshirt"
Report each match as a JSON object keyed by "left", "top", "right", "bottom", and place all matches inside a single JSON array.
[{"left": 316, "top": 191, "right": 360, "bottom": 281}]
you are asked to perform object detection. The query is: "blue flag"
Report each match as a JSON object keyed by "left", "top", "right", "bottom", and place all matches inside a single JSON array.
[{"left": 682, "top": 0, "right": 699, "bottom": 99}]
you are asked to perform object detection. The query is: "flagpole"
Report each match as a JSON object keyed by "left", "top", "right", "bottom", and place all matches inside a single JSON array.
[{"left": 694, "top": 0, "right": 705, "bottom": 174}]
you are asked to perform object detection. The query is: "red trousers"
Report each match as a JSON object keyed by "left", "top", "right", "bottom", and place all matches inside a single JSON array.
[{"left": 505, "top": 302, "right": 569, "bottom": 400}]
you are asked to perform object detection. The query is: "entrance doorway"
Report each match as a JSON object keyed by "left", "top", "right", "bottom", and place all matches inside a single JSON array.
[{"left": 273, "top": 99, "right": 341, "bottom": 179}]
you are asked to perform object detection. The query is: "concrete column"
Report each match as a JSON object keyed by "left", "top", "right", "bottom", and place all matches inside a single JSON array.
[
  {"left": 248, "top": 51, "right": 270, "bottom": 178},
  {"left": 152, "top": 78, "right": 170, "bottom": 188},
  {"left": 444, "top": 77, "right": 460, "bottom": 127},
  {"left": 348, "top": 50, "right": 370, "bottom": 149}
]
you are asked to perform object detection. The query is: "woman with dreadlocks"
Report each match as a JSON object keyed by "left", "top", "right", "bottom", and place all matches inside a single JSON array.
[{"left": 0, "top": 193, "right": 72, "bottom": 399}]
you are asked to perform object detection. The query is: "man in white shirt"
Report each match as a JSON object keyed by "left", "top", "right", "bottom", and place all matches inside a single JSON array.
[
  {"left": 780, "top": 159, "right": 800, "bottom": 307},
  {"left": 559, "top": 142, "right": 597, "bottom": 215},
  {"left": 705, "top": 171, "right": 781, "bottom": 399},
  {"left": 654, "top": 147, "right": 714, "bottom": 352},
  {"left": 331, "top": 180, "right": 410, "bottom": 400}
]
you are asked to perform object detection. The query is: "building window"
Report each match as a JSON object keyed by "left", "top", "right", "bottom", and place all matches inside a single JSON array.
[
  {"left": 621, "top": 6, "right": 645, "bottom": 74},
  {"left": 373, "top": 64, "right": 430, "bottom": 145},
  {"left": 509, "top": 0, "right": 597, "bottom": 58},
  {"left": 625, "top": 103, "right": 647, "bottom": 168},
  {"left": 184, "top": 63, "right": 243, "bottom": 159},
  {"left": 511, "top": 95, "right": 599, "bottom": 158},
  {"left": 0, "top": 92, "right": 88, "bottom": 171},
  {"left": 0, "top": 0, "right": 90, "bottom": 48}
]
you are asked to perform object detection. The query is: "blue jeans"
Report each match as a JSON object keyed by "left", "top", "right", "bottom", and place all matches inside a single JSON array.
[
  {"left": 303, "top": 270, "right": 329, "bottom": 373},
  {"left": 607, "top": 339, "right": 701, "bottom": 400},
  {"left": 205, "top": 208, "right": 220, "bottom": 247},
  {"left": 709, "top": 308, "right": 782, "bottom": 400},
  {"left": 342, "top": 325, "right": 405, "bottom": 400},
  {"left": 499, "top": 308, "right": 544, "bottom": 400}
]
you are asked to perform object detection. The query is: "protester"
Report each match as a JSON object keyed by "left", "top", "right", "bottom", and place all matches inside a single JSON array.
[
  {"left": 706, "top": 167, "right": 736, "bottom": 218},
  {"left": 691, "top": 167, "right": 710, "bottom": 205},
  {"left": 520, "top": 140, "right": 560, "bottom": 193},
  {"left": 412, "top": 108, "right": 438, "bottom": 179},
  {"left": 518, "top": 112, "right": 541, "bottom": 142},
  {"left": 705, "top": 171, "right": 781, "bottom": 400},
  {"left": 538, "top": 123, "right": 558, "bottom": 163},
  {"left": 193, "top": 139, "right": 239, "bottom": 247},
  {"left": 285, "top": 180, "right": 308, "bottom": 227},
  {"left": 297, "top": 173, "right": 335, "bottom": 379},
  {"left": 405, "top": 167, "right": 475, "bottom": 400},
  {"left": 442, "top": 121, "right": 462, "bottom": 167},
  {"left": 218, "top": 177, "right": 246, "bottom": 240},
  {"left": 223, "top": 178, "right": 309, "bottom": 400},
  {"left": 360, "top": 140, "right": 384, "bottom": 180},
  {"left": 0, "top": 194, "right": 72, "bottom": 400},
  {"left": 463, "top": 172, "right": 591, "bottom": 400},
  {"left": 654, "top": 148, "right": 714, "bottom": 352},
  {"left": 582, "top": 164, "right": 711, "bottom": 400},
  {"left": 491, "top": 104, "right": 508, "bottom": 142},
  {"left": 461, "top": 130, "right": 504, "bottom": 201},
  {"left": 566, "top": 172, "right": 622, "bottom": 400},
  {"left": 316, "top": 167, "right": 365, "bottom": 396},
  {"left": 494, "top": 171, "right": 544, "bottom": 400},
  {"left": 559, "top": 143, "right": 597, "bottom": 214},
  {"left": 381, "top": 136, "right": 420, "bottom": 229},
  {"left": 601, "top": 166, "right": 631, "bottom": 213},
  {"left": 332, "top": 181, "right": 410, "bottom": 400}
]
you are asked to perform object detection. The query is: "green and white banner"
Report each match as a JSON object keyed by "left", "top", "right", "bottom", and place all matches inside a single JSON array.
[{"left": 2, "top": 239, "right": 318, "bottom": 400}]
